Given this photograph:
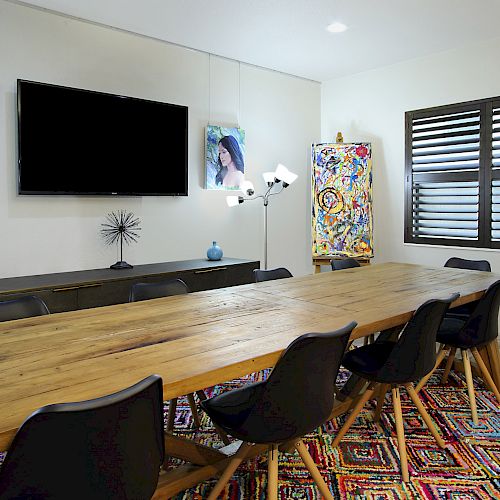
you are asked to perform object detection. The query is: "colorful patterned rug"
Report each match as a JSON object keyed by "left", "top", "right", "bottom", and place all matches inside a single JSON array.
[{"left": 166, "top": 367, "right": 500, "bottom": 499}]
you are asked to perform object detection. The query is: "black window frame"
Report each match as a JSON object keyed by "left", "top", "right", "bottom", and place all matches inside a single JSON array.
[{"left": 405, "top": 96, "right": 500, "bottom": 249}]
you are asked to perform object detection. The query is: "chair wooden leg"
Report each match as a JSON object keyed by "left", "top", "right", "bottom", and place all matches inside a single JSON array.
[
  {"left": 415, "top": 346, "right": 448, "bottom": 394},
  {"left": 295, "top": 440, "right": 333, "bottom": 500},
  {"left": 405, "top": 383, "right": 445, "bottom": 448},
  {"left": 392, "top": 386, "right": 409, "bottom": 482},
  {"left": 332, "top": 382, "right": 376, "bottom": 447},
  {"left": 206, "top": 442, "right": 253, "bottom": 500},
  {"left": 373, "top": 383, "right": 390, "bottom": 422},
  {"left": 167, "top": 398, "right": 178, "bottom": 431},
  {"left": 462, "top": 349, "right": 479, "bottom": 425},
  {"left": 267, "top": 444, "right": 279, "bottom": 500},
  {"left": 187, "top": 393, "right": 201, "bottom": 428},
  {"left": 346, "top": 378, "right": 368, "bottom": 412},
  {"left": 471, "top": 347, "right": 500, "bottom": 401},
  {"left": 441, "top": 346, "right": 456, "bottom": 383}
]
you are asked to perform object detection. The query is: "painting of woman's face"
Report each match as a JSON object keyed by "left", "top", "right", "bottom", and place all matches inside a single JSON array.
[
  {"left": 206, "top": 125, "right": 245, "bottom": 190},
  {"left": 218, "top": 143, "right": 232, "bottom": 167}
]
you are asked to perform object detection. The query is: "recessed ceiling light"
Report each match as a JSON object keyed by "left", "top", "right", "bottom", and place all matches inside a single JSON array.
[{"left": 327, "top": 22, "right": 348, "bottom": 33}]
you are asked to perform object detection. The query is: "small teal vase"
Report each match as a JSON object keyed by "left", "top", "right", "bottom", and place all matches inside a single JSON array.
[{"left": 207, "top": 241, "right": 223, "bottom": 261}]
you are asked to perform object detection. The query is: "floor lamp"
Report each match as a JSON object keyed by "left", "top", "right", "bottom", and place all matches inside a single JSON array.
[{"left": 227, "top": 164, "right": 298, "bottom": 270}]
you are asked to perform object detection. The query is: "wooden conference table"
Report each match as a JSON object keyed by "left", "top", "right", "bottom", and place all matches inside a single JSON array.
[{"left": 0, "top": 262, "right": 499, "bottom": 497}]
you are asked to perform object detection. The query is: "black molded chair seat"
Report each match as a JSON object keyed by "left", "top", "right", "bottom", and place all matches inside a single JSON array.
[
  {"left": 332, "top": 294, "right": 458, "bottom": 482},
  {"left": 0, "top": 295, "right": 49, "bottom": 322},
  {"left": 201, "top": 382, "right": 266, "bottom": 441},
  {"left": 343, "top": 341, "right": 397, "bottom": 380},
  {"left": 0, "top": 375, "right": 164, "bottom": 500},
  {"left": 253, "top": 267, "right": 292, "bottom": 282},
  {"left": 330, "top": 258, "right": 360, "bottom": 271},
  {"left": 201, "top": 322, "right": 356, "bottom": 500},
  {"left": 436, "top": 317, "right": 470, "bottom": 348},
  {"left": 129, "top": 278, "right": 189, "bottom": 302}
]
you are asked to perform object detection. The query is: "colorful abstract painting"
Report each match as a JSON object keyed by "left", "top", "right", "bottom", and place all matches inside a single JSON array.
[
  {"left": 206, "top": 125, "right": 246, "bottom": 190},
  {"left": 312, "top": 143, "right": 373, "bottom": 258}
]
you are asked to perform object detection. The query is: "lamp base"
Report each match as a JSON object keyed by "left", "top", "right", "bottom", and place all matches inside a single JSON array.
[{"left": 110, "top": 261, "right": 133, "bottom": 270}]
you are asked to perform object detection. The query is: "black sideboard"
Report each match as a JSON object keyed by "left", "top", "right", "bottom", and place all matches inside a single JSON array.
[{"left": 0, "top": 258, "right": 259, "bottom": 313}]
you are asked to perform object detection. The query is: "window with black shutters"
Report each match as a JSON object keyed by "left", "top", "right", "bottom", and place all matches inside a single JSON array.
[{"left": 405, "top": 96, "right": 500, "bottom": 248}]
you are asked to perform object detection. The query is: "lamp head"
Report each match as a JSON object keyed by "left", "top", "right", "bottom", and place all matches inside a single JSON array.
[
  {"left": 239, "top": 180, "right": 255, "bottom": 197},
  {"left": 274, "top": 163, "right": 298, "bottom": 187},
  {"left": 226, "top": 195, "right": 244, "bottom": 207},
  {"left": 262, "top": 172, "right": 275, "bottom": 187}
]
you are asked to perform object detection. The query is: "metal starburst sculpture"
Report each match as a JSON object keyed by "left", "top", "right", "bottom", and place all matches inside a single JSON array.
[{"left": 101, "top": 210, "right": 141, "bottom": 269}]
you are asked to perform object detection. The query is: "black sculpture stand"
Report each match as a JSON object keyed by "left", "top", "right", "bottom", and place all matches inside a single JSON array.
[{"left": 110, "top": 261, "right": 133, "bottom": 270}]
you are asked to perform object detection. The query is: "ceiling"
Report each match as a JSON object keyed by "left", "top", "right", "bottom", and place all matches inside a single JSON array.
[{"left": 12, "top": 0, "right": 500, "bottom": 82}]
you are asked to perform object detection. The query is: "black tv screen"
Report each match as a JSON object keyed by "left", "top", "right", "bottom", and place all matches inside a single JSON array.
[{"left": 17, "top": 80, "right": 188, "bottom": 196}]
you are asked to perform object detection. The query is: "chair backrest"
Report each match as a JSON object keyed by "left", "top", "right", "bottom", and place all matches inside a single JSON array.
[
  {"left": 129, "top": 278, "right": 189, "bottom": 302},
  {"left": 0, "top": 295, "right": 50, "bottom": 322},
  {"left": 376, "top": 293, "right": 459, "bottom": 384},
  {"left": 0, "top": 375, "right": 165, "bottom": 500},
  {"left": 253, "top": 267, "right": 293, "bottom": 283},
  {"left": 238, "top": 321, "right": 355, "bottom": 443},
  {"left": 331, "top": 258, "right": 361, "bottom": 271},
  {"left": 444, "top": 257, "right": 491, "bottom": 272},
  {"left": 457, "top": 280, "right": 500, "bottom": 348}
]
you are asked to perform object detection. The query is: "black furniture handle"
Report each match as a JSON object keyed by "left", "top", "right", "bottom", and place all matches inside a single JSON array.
[
  {"left": 194, "top": 267, "right": 227, "bottom": 274},
  {"left": 52, "top": 283, "right": 102, "bottom": 292}
]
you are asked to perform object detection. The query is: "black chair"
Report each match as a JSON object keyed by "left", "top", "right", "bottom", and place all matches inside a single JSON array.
[
  {"left": 129, "top": 278, "right": 189, "bottom": 302},
  {"left": 332, "top": 294, "right": 458, "bottom": 482},
  {"left": 0, "top": 375, "right": 164, "bottom": 500},
  {"left": 253, "top": 267, "right": 293, "bottom": 282},
  {"left": 416, "top": 280, "right": 500, "bottom": 425},
  {"left": 444, "top": 257, "right": 491, "bottom": 272},
  {"left": 444, "top": 257, "right": 491, "bottom": 319},
  {"left": 0, "top": 295, "right": 49, "bottom": 322},
  {"left": 330, "top": 258, "right": 361, "bottom": 271},
  {"left": 201, "top": 322, "right": 356, "bottom": 500}
]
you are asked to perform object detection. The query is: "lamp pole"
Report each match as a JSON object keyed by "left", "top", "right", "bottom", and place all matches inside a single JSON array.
[
  {"left": 226, "top": 164, "right": 297, "bottom": 272},
  {"left": 263, "top": 198, "right": 269, "bottom": 270}
]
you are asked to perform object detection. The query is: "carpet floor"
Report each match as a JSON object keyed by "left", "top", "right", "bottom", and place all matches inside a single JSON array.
[{"left": 166, "top": 367, "right": 500, "bottom": 499}]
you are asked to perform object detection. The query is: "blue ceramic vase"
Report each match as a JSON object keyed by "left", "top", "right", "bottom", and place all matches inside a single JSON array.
[{"left": 207, "top": 241, "right": 223, "bottom": 261}]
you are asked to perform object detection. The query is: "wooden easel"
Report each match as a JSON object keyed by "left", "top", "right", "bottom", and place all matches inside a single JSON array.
[{"left": 313, "top": 255, "right": 371, "bottom": 274}]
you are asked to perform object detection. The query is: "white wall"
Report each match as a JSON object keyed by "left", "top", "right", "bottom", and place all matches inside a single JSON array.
[
  {"left": 321, "top": 37, "right": 500, "bottom": 271},
  {"left": 0, "top": 1, "right": 320, "bottom": 278}
]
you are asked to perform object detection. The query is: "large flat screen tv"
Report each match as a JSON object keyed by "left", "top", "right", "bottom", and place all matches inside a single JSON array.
[{"left": 17, "top": 80, "right": 188, "bottom": 196}]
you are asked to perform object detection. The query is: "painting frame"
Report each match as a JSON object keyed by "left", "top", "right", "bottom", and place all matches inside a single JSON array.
[
  {"left": 205, "top": 125, "right": 246, "bottom": 190},
  {"left": 312, "top": 142, "right": 373, "bottom": 258}
]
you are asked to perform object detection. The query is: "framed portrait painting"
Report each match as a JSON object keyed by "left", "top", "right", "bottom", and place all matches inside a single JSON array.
[{"left": 205, "top": 125, "right": 246, "bottom": 190}]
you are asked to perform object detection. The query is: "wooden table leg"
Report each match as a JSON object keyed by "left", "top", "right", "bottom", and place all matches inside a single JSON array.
[
  {"left": 164, "top": 432, "right": 230, "bottom": 465},
  {"left": 155, "top": 435, "right": 267, "bottom": 499}
]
